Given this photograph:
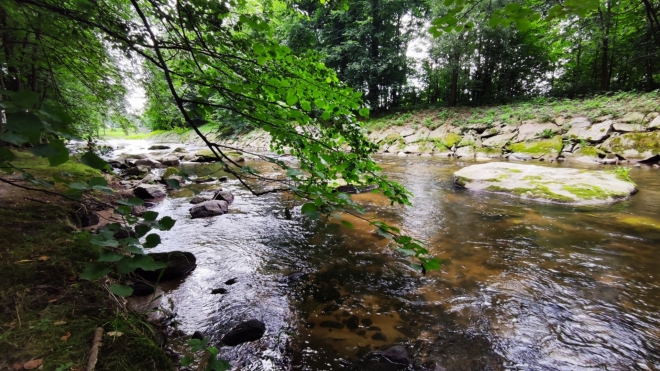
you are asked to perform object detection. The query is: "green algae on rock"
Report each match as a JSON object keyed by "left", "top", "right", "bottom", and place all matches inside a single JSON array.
[{"left": 454, "top": 162, "right": 637, "bottom": 205}]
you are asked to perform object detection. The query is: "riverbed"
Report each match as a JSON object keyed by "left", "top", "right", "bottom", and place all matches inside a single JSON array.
[{"left": 111, "top": 140, "right": 660, "bottom": 370}]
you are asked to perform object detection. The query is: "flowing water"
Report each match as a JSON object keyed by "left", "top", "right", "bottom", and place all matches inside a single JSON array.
[{"left": 113, "top": 141, "right": 660, "bottom": 371}]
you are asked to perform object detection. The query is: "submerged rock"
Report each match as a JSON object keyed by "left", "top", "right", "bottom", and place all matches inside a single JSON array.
[
  {"left": 211, "top": 288, "right": 227, "bottom": 294},
  {"left": 382, "top": 345, "right": 410, "bottom": 365},
  {"left": 189, "top": 200, "right": 228, "bottom": 218},
  {"left": 133, "top": 251, "right": 197, "bottom": 282},
  {"left": 148, "top": 145, "right": 171, "bottom": 150},
  {"left": 222, "top": 319, "right": 266, "bottom": 346},
  {"left": 190, "top": 196, "right": 209, "bottom": 204},
  {"left": 213, "top": 190, "right": 235, "bottom": 204},
  {"left": 133, "top": 184, "right": 167, "bottom": 200},
  {"left": 454, "top": 162, "right": 637, "bottom": 205}
]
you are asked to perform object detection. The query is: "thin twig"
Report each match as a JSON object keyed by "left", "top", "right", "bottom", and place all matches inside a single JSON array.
[{"left": 85, "top": 327, "right": 103, "bottom": 371}]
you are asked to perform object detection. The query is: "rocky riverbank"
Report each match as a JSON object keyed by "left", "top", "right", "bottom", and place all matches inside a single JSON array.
[{"left": 145, "top": 111, "right": 660, "bottom": 166}]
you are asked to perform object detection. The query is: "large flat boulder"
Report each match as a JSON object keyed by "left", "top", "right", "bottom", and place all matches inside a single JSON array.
[
  {"left": 514, "top": 123, "right": 560, "bottom": 142},
  {"left": 566, "top": 119, "right": 612, "bottom": 142},
  {"left": 601, "top": 132, "right": 660, "bottom": 160},
  {"left": 482, "top": 133, "right": 516, "bottom": 148},
  {"left": 454, "top": 162, "right": 637, "bottom": 205}
]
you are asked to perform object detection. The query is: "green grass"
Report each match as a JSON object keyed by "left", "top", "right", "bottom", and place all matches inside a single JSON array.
[
  {"left": 507, "top": 136, "right": 563, "bottom": 154},
  {"left": 10, "top": 151, "right": 102, "bottom": 182},
  {"left": 0, "top": 203, "right": 174, "bottom": 371}
]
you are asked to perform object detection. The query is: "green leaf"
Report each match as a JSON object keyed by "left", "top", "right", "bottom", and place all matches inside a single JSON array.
[
  {"left": 181, "top": 357, "right": 194, "bottom": 367},
  {"left": 81, "top": 152, "right": 109, "bottom": 170},
  {"left": 68, "top": 182, "right": 88, "bottom": 190},
  {"left": 395, "top": 248, "right": 417, "bottom": 256},
  {"left": 0, "top": 132, "right": 29, "bottom": 146},
  {"left": 166, "top": 179, "right": 181, "bottom": 189},
  {"left": 11, "top": 91, "right": 40, "bottom": 109},
  {"left": 0, "top": 147, "right": 16, "bottom": 162},
  {"left": 421, "top": 257, "right": 441, "bottom": 271},
  {"left": 153, "top": 216, "right": 176, "bottom": 231},
  {"left": 301, "top": 203, "right": 321, "bottom": 220},
  {"left": 117, "top": 198, "right": 145, "bottom": 206},
  {"left": 109, "top": 283, "right": 133, "bottom": 297},
  {"left": 358, "top": 108, "right": 370, "bottom": 117},
  {"left": 286, "top": 94, "right": 299, "bottom": 106},
  {"left": 80, "top": 263, "right": 111, "bottom": 281},
  {"left": 99, "top": 251, "right": 124, "bottom": 262},
  {"left": 135, "top": 224, "right": 152, "bottom": 238},
  {"left": 88, "top": 177, "right": 108, "bottom": 187},
  {"left": 143, "top": 234, "right": 161, "bottom": 249},
  {"left": 341, "top": 220, "right": 354, "bottom": 229},
  {"left": 31, "top": 141, "right": 69, "bottom": 166},
  {"left": 142, "top": 211, "right": 159, "bottom": 222},
  {"left": 90, "top": 234, "right": 119, "bottom": 247}
]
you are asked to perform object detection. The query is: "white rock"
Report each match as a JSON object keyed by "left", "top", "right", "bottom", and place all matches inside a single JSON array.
[{"left": 453, "top": 162, "right": 637, "bottom": 205}]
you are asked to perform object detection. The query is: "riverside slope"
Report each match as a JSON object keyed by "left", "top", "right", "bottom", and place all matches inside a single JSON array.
[{"left": 454, "top": 162, "right": 638, "bottom": 205}]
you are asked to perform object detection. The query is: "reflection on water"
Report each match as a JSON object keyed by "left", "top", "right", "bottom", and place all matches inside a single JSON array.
[{"left": 140, "top": 151, "right": 660, "bottom": 371}]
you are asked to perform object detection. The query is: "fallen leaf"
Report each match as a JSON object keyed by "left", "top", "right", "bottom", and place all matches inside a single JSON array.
[
  {"left": 54, "top": 321, "right": 66, "bottom": 326},
  {"left": 16, "top": 259, "right": 35, "bottom": 263},
  {"left": 23, "top": 359, "right": 43, "bottom": 370},
  {"left": 61, "top": 332, "right": 71, "bottom": 341},
  {"left": 38, "top": 256, "right": 49, "bottom": 261},
  {"left": 13, "top": 363, "right": 22, "bottom": 370},
  {"left": 48, "top": 299, "right": 58, "bottom": 303},
  {"left": 106, "top": 331, "right": 123, "bottom": 337}
]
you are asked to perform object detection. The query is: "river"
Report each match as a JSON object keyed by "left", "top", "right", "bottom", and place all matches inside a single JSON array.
[{"left": 112, "top": 141, "right": 660, "bottom": 371}]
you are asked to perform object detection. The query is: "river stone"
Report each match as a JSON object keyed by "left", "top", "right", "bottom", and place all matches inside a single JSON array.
[
  {"left": 125, "top": 165, "right": 151, "bottom": 176},
  {"left": 382, "top": 345, "right": 410, "bottom": 365},
  {"left": 189, "top": 200, "right": 228, "bottom": 218},
  {"left": 133, "top": 251, "right": 197, "bottom": 282},
  {"left": 133, "top": 184, "right": 166, "bottom": 200},
  {"left": 455, "top": 146, "right": 475, "bottom": 159},
  {"left": 213, "top": 190, "right": 235, "bottom": 204},
  {"left": 514, "top": 123, "right": 560, "bottom": 142},
  {"left": 148, "top": 145, "right": 171, "bottom": 150},
  {"left": 480, "top": 126, "right": 500, "bottom": 138},
  {"left": 649, "top": 116, "right": 660, "bottom": 129},
  {"left": 135, "top": 158, "right": 163, "bottom": 168},
  {"left": 160, "top": 156, "right": 180, "bottom": 166},
  {"left": 194, "top": 149, "right": 245, "bottom": 163},
  {"left": 454, "top": 162, "right": 637, "bottom": 205},
  {"left": 601, "top": 132, "right": 660, "bottom": 159},
  {"left": 613, "top": 123, "right": 646, "bottom": 132},
  {"left": 482, "top": 133, "right": 516, "bottom": 148},
  {"left": 222, "top": 319, "right": 266, "bottom": 346},
  {"left": 566, "top": 119, "right": 612, "bottom": 142},
  {"left": 190, "top": 196, "right": 209, "bottom": 204},
  {"left": 619, "top": 112, "right": 645, "bottom": 123},
  {"left": 508, "top": 153, "right": 533, "bottom": 161},
  {"left": 399, "top": 128, "right": 415, "bottom": 137}
]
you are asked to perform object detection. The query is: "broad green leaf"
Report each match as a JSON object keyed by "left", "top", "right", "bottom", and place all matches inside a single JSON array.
[
  {"left": 301, "top": 203, "right": 321, "bottom": 220},
  {"left": 181, "top": 357, "right": 193, "bottom": 367},
  {"left": 166, "top": 179, "right": 181, "bottom": 189},
  {"left": 117, "top": 198, "right": 145, "bottom": 206},
  {"left": 0, "top": 147, "right": 15, "bottom": 162},
  {"left": 421, "top": 257, "right": 441, "bottom": 271},
  {"left": 88, "top": 177, "right": 108, "bottom": 187},
  {"left": 153, "top": 216, "right": 176, "bottom": 231},
  {"left": 109, "top": 283, "right": 133, "bottom": 297},
  {"left": 80, "top": 263, "right": 111, "bottom": 281},
  {"left": 135, "top": 224, "right": 152, "bottom": 238},
  {"left": 142, "top": 211, "right": 159, "bottom": 222},
  {"left": 143, "top": 233, "right": 161, "bottom": 249},
  {"left": 30, "top": 141, "right": 69, "bottom": 166},
  {"left": 341, "top": 220, "right": 354, "bottom": 229},
  {"left": 81, "top": 152, "right": 109, "bottom": 170},
  {"left": 99, "top": 251, "right": 124, "bottom": 262},
  {"left": 90, "top": 234, "right": 119, "bottom": 247}
]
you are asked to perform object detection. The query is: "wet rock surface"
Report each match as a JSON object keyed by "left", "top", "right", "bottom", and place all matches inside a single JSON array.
[
  {"left": 221, "top": 319, "right": 266, "bottom": 346},
  {"left": 189, "top": 200, "right": 228, "bottom": 218},
  {"left": 133, "top": 251, "right": 197, "bottom": 282}
]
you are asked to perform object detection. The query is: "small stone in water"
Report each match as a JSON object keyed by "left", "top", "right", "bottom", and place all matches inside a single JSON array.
[
  {"left": 211, "top": 288, "right": 227, "bottom": 294},
  {"left": 192, "top": 331, "right": 204, "bottom": 340},
  {"left": 371, "top": 332, "right": 387, "bottom": 341},
  {"left": 345, "top": 315, "right": 360, "bottom": 330},
  {"left": 361, "top": 318, "right": 373, "bottom": 327},
  {"left": 224, "top": 278, "right": 237, "bottom": 285}
]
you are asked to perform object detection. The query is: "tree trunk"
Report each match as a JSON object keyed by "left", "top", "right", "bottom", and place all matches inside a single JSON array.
[{"left": 367, "top": 0, "right": 380, "bottom": 110}]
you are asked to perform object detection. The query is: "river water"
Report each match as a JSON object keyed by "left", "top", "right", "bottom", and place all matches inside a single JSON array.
[{"left": 115, "top": 141, "right": 660, "bottom": 371}]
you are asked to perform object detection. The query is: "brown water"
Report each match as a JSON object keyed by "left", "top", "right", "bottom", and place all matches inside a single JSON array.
[{"left": 142, "top": 154, "right": 660, "bottom": 371}]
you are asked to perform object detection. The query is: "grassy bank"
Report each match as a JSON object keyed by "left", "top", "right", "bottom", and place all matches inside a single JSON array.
[
  {"left": 364, "top": 91, "right": 660, "bottom": 132},
  {"left": 0, "top": 152, "right": 173, "bottom": 371}
]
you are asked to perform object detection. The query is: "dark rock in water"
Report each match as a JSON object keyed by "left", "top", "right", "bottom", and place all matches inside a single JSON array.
[
  {"left": 133, "top": 251, "right": 197, "bottom": 282},
  {"left": 361, "top": 318, "right": 373, "bottom": 327},
  {"left": 335, "top": 184, "right": 377, "bottom": 194},
  {"left": 371, "top": 332, "right": 387, "bottom": 341},
  {"left": 131, "top": 206, "right": 146, "bottom": 216},
  {"left": 108, "top": 160, "right": 123, "bottom": 169},
  {"left": 224, "top": 278, "right": 237, "bottom": 285},
  {"left": 160, "top": 156, "right": 180, "bottom": 166},
  {"left": 382, "top": 345, "right": 410, "bottom": 365},
  {"left": 189, "top": 200, "right": 228, "bottom": 218},
  {"left": 125, "top": 165, "right": 150, "bottom": 176},
  {"left": 133, "top": 184, "right": 167, "bottom": 200},
  {"left": 320, "top": 321, "right": 344, "bottom": 329},
  {"left": 282, "top": 272, "right": 308, "bottom": 283},
  {"left": 211, "top": 288, "right": 227, "bottom": 294},
  {"left": 172, "top": 147, "right": 188, "bottom": 153},
  {"left": 113, "top": 229, "right": 136, "bottom": 240},
  {"left": 322, "top": 304, "right": 339, "bottom": 314},
  {"left": 213, "top": 190, "right": 235, "bottom": 204},
  {"left": 345, "top": 315, "right": 360, "bottom": 330},
  {"left": 135, "top": 158, "right": 163, "bottom": 168},
  {"left": 191, "top": 331, "right": 204, "bottom": 341},
  {"left": 148, "top": 145, "right": 171, "bottom": 150},
  {"left": 130, "top": 280, "right": 155, "bottom": 296},
  {"left": 76, "top": 210, "right": 99, "bottom": 228},
  {"left": 222, "top": 319, "right": 266, "bottom": 346},
  {"left": 368, "top": 326, "right": 381, "bottom": 331},
  {"left": 190, "top": 196, "right": 209, "bottom": 205},
  {"left": 356, "top": 330, "right": 367, "bottom": 338},
  {"left": 218, "top": 176, "right": 229, "bottom": 182},
  {"left": 313, "top": 287, "right": 341, "bottom": 303}
]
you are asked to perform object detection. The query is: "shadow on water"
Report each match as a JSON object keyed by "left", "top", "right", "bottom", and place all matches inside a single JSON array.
[{"left": 131, "top": 147, "right": 660, "bottom": 371}]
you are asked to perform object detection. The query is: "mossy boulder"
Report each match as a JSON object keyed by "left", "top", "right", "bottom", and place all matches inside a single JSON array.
[
  {"left": 601, "top": 132, "right": 660, "bottom": 159},
  {"left": 617, "top": 216, "right": 660, "bottom": 232},
  {"left": 507, "top": 136, "right": 563, "bottom": 157},
  {"left": 194, "top": 149, "right": 245, "bottom": 162},
  {"left": 453, "top": 162, "right": 637, "bottom": 205}
]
